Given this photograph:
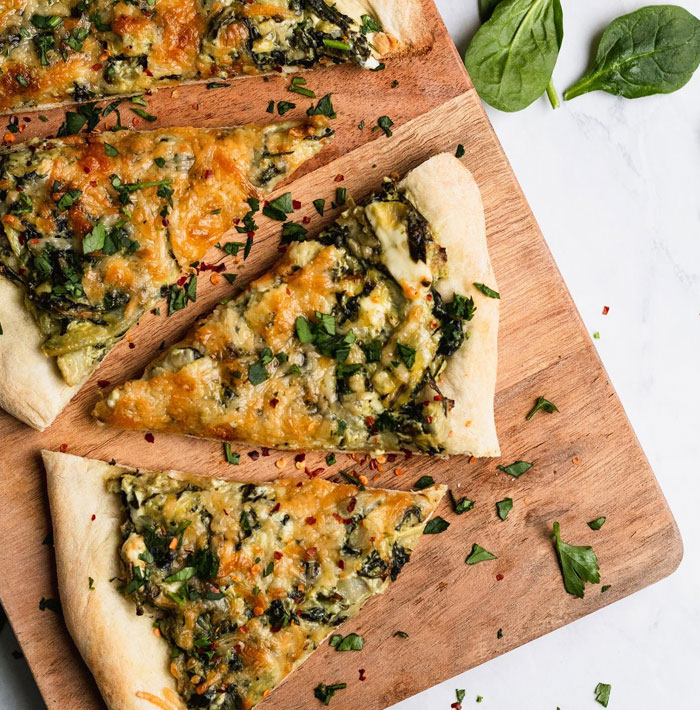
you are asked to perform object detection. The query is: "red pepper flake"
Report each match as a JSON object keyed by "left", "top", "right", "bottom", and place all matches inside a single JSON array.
[
  {"left": 270, "top": 398, "right": 279, "bottom": 408},
  {"left": 305, "top": 547, "right": 318, "bottom": 558},
  {"left": 401, "top": 448, "right": 413, "bottom": 460},
  {"left": 274, "top": 66, "right": 283, "bottom": 73},
  {"left": 433, "top": 394, "right": 443, "bottom": 401},
  {"left": 177, "top": 275, "right": 188, "bottom": 286},
  {"left": 365, "top": 415, "right": 375, "bottom": 427},
  {"left": 358, "top": 669, "right": 366, "bottom": 682},
  {"left": 271, "top": 503, "right": 280, "bottom": 513},
  {"left": 204, "top": 169, "right": 214, "bottom": 179},
  {"left": 59, "top": 443, "right": 68, "bottom": 453},
  {"left": 233, "top": 218, "right": 241, "bottom": 225},
  {"left": 294, "top": 453, "right": 306, "bottom": 463},
  {"left": 273, "top": 551, "right": 283, "bottom": 560},
  {"left": 144, "top": 432, "right": 155, "bottom": 443},
  {"left": 261, "top": 447, "right": 270, "bottom": 457},
  {"left": 296, "top": 481, "right": 303, "bottom": 487},
  {"left": 97, "top": 380, "right": 110, "bottom": 389},
  {"left": 305, "top": 516, "right": 317, "bottom": 525},
  {"left": 426, "top": 415, "right": 433, "bottom": 424},
  {"left": 602, "top": 305, "right": 609, "bottom": 315},
  {"left": 161, "top": 218, "right": 170, "bottom": 227},
  {"left": 292, "top": 199, "right": 301, "bottom": 210},
  {"left": 247, "top": 231, "right": 255, "bottom": 239},
  {"left": 386, "top": 453, "right": 397, "bottom": 463},
  {"left": 334, "top": 174, "right": 344, "bottom": 182},
  {"left": 304, "top": 466, "right": 324, "bottom": 478},
  {"left": 128, "top": 342, "right": 135, "bottom": 349},
  {"left": 239, "top": 625, "right": 249, "bottom": 634},
  {"left": 451, "top": 704, "right": 462, "bottom": 710},
  {"left": 144, "top": 68, "right": 154, "bottom": 77},
  {"left": 302, "top": 215, "right": 311, "bottom": 225},
  {"left": 89, "top": 180, "right": 97, "bottom": 187},
  {"left": 83, "top": 166, "right": 91, "bottom": 174},
  {"left": 248, "top": 450, "right": 260, "bottom": 461},
  {"left": 496, "top": 573, "right": 504, "bottom": 581},
  {"left": 337, "top": 560, "right": 345, "bottom": 569},
  {"left": 91, "top": 63, "right": 103, "bottom": 71},
  {"left": 426, "top": 293, "right": 433, "bottom": 301},
  {"left": 199, "top": 262, "right": 226, "bottom": 273},
  {"left": 348, "top": 497, "right": 356, "bottom": 512},
  {"left": 91, "top": 514, "right": 96, "bottom": 521}
]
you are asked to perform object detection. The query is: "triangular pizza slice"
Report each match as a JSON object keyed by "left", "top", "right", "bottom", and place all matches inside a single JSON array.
[
  {"left": 95, "top": 153, "right": 500, "bottom": 457},
  {"left": 0, "top": 1, "right": 429, "bottom": 114},
  {"left": 43, "top": 449, "right": 446, "bottom": 710},
  {"left": 0, "top": 117, "right": 332, "bottom": 429}
]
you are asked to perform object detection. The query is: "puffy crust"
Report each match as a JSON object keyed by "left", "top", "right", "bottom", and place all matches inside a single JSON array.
[
  {"left": 335, "top": 0, "right": 434, "bottom": 51},
  {"left": 43, "top": 450, "right": 185, "bottom": 710},
  {"left": 400, "top": 154, "right": 500, "bottom": 457},
  {"left": 0, "top": 278, "right": 79, "bottom": 430}
]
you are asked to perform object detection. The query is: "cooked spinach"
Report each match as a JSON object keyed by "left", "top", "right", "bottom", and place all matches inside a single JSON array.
[
  {"left": 565, "top": 5, "right": 700, "bottom": 101},
  {"left": 465, "top": 0, "right": 564, "bottom": 112}
]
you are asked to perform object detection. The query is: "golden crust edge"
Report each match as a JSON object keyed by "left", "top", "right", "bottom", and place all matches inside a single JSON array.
[{"left": 400, "top": 153, "right": 500, "bottom": 458}]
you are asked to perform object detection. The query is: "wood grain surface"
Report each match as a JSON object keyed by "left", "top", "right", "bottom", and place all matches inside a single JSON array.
[{"left": 0, "top": 2, "right": 682, "bottom": 709}]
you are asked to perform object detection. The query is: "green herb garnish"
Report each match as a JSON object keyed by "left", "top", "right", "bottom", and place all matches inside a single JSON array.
[
  {"left": 552, "top": 521, "right": 600, "bottom": 598},
  {"left": 465, "top": 544, "right": 497, "bottom": 565}
]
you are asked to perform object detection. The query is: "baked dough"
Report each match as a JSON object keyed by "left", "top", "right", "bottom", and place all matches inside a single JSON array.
[
  {"left": 43, "top": 449, "right": 445, "bottom": 710},
  {"left": 94, "top": 154, "right": 500, "bottom": 457},
  {"left": 0, "top": 119, "right": 331, "bottom": 430}
]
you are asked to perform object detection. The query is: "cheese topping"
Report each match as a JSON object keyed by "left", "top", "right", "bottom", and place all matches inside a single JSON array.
[
  {"left": 0, "top": 0, "right": 385, "bottom": 113},
  {"left": 94, "top": 178, "right": 477, "bottom": 454},
  {"left": 113, "top": 469, "right": 444, "bottom": 710},
  {"left": 0, "top": 118, "right": 332, "bottom": 385}
]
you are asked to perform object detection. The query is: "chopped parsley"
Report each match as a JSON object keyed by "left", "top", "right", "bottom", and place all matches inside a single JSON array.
[
  {"left": 456, "top": 144, "right": 465, "bottom": 158},
  {"left": 39, "top": 597, "right": 61, "bottom": 613},
  {"left": 314, "top": 682, "right": 347, "bottom": 706},
  {"left": 335, "top": 187, "right": 346, "bottom": 206},
  {"left": 451, "top": 492, "right": 475, "bottom": 514},
  {"left": 313, "top": 198, "right": 326, "bottom": 216},
  {"left": 167, "top": 275, "right": 197, "bottom": 315},
  {"left": 88, "top": 577, "right": 95, "bottom": 590},
  {"left": 248, "top": 348, "right": 273, "bottom": 385},
  {"left": 601, "top": 584, "right": 611, "bottom": 593},
  {"left": 57, "top": 188, "right": 82, "bottom": 211},
  {"left": 325, "top": 453, "right": 336, "bottom": 466},
  {"left": 595, "top": 682, "right": 611, "bottom": 707},
  {"left": 329, "top": 633, "right": 364, "bottom": 651},
  {"left": 413, "top": 475, "right": 435, "bottom": 490},
  {"left": 423, "top": 517, "right": 450, "bottom": 535},
  {"left": 588, "top": 517, "right": 606, "bottom": 530},
  {"left": 496, "top": 460, "right": 532, "bottom": 478},
  {"left": 206, "top": 82, "right": 230, "bottom": 89},
  {"left": 288, "top": 76, "right": 316, "bottom": 98},
  {"left": 263, "top": 192, "right": 294, "bottom": 221},
  {"left": 374, "top": 115, "right": 394, "bottom": 137},
  {"left": 295, "top": 313, "right": 355, "bottom": 362},
  {"left": 465, "top": 544, "right": 497, "bottom": 565},
  {"left": 456, "top": 689, "right": 466, "bottom": 703},
  {"left": 394, "top": 630, "right": 409, "bottom": 638},
  {"left": 525, "top": 396, "right": 559, "bottom": 420},
  {"left": 307, "top": 94, "right": 336, "bottom": 118},
  {"left": 340, "top": 471, "right": 365, "bottom": 490},
  {"left": 496, "top": 497, "right": 513, "bottom": 521},
  {"left": 131, "top": 107, "right": 157, "bottom": 122},
  {"left": 57, "top": 103, "right": 101, "bottom": 136},
  {"left": 82, "top": 222, "right": 106, "bottom": 254},
  {"left": 360, "top": 14, "right": 382, "bottom": 34},
  {"left": 277, "top": 100, "right": 296, "bottom": 115},
  {"left": 473, "top": 282, "right": 500, "bottom": 299},
  {"left": 224, "top": 443, "right": 240, "bottom": 465},
  {"left": 552, "top": 521, "right": 600, "bottom": 598},
  {"left": 281, "top": 221, "right": 308, "bottom": 244},
  {"left": 103, "top": 143, "right": 119, "bottom": 157}
]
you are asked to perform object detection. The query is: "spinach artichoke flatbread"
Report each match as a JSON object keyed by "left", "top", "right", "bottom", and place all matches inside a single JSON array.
[
  {"left": 0, "top": 0, "right": 430, "bottom": 114},
  {"left": 43, "top": 449, "right": 446, "bottom": 710},
  {"left": 94, "top": 154, "right": 500, "bottom": 457},
  {"left": 0, "top": 117, "right": 332, "bottom": 430}
]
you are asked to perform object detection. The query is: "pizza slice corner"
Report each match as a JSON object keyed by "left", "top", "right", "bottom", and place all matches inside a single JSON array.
[
  {"left": 0, "top": 117, "right": 332, "bottom": 430},
  {"left": 43, "top": 449, "right": 446, "bottom": 710},
  {"left": 94, "top": 153, "right": 500, "bottom": 457}
]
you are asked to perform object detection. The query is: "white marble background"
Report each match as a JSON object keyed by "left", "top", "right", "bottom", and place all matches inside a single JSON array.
[{"left": 1, "top": 1, "right": 698, "bottom": 707}]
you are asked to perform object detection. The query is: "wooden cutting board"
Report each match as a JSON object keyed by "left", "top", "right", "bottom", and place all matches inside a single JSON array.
[{"left": 0, "top": 2, "right": 682, "bottom": 709}]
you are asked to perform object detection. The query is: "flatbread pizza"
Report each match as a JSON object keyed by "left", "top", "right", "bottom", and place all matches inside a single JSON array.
[
  {"left": 43, "top": 449, "right": 446, "bottom": 710},
  {"left": 0, "top": 117, "right": 333, "bottom": 429},
  {"left": 94, "top": 153, "right": 500, "bottom": 456},
  {"left": 0, "top": 0, "right": 432, "bottom": 114}
]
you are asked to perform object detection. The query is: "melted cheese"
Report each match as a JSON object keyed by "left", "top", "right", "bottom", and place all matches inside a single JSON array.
[{"left": 115, "top": 469, "right": 444, "bottom": 709}]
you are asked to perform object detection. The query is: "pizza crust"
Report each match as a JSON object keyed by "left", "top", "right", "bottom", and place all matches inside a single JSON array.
[
  {"left": 43, "top": 450, "right": 185, "bottom": 710},
  {"left": 400, "top": 154, "right": 500, "bottom": 457},
  {"left": 0, "top": 279, "right": 80, "bottom": 430}
]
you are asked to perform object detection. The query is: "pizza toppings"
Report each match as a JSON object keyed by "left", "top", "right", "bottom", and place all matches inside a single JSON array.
[
  {"left": 0, "top": 119, "right": 332, "bottom": 385},
  {"left": 94, "top": 176, "right": 478, "bottom": 454},
  {"left": 0, "top": 2, "right": 386, "bottom": 113},
  {"left": 112, "top": 469, "right": 444, "bottom": 709}
]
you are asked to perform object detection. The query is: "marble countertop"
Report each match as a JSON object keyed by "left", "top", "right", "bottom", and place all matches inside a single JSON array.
[{"left": 1, "top": 1, "right": 698, "bottom": 708}]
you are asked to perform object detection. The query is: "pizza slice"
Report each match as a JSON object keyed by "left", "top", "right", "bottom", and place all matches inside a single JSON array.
[
  {"left": 0, "top": 0, "right": 429, "bottom": 114},
  {"left": 94, "top": 153, "right": 500, "bottom": 457},
  {"left": 43, "top": 449, "right": 446, "bottom": 710},
  {"left": 0, "top": 117, "right": 332, "bottom": 430}
]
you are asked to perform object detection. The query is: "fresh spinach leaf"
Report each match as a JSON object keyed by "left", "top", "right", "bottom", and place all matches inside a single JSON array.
[
  {"left": 465, "top": 0, "right": 564, "bottom": 112},
  {"left": 552, "top": 521, "right": 600, "bottom": 598},
  {"left": 496, "top": 497, "right": 513, "bottom": 520},
  {"left": 479, "top": 0, "right": 502, "bottom": 22},
  {"left": 565, "top": 5, "right": 700, "bottom": 101},
  {"left": 423, "top": 517, "right": 450, "bottom": 534}
]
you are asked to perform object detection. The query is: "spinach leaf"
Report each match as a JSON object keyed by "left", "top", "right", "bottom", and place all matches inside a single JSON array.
[
  {"left": 479, "top": 0, "right": 503, "bottom": 22},
  {"left": 333, "top": 633, "right": 364, "bottom": 651},
  {"left": 496, "top": 460, "right": 532, "bottom": 478},
  {"left": 423, "top": 517, "right": 450, "bottom": 534},
  {"left": 496, "top": 497, "right": 513, "bottom": 520},
  {"left": 595, "top": 682, "right": 612, "bottom": 708},
  {"left": 565, "top": 5, "right": 700, "bottom": 101},
  {"left": 552, "top": 521, "right": 600, "bottom": 598},
  {"left": 465, "top": 0, "right": 564, "bottom": 112}
]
